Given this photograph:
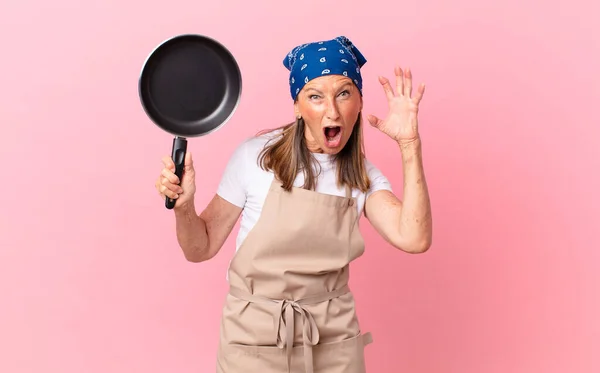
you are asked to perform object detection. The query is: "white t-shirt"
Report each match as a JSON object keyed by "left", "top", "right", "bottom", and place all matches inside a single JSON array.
[{"left": 216, "top": 130, "right": 393, "bottom": 252}]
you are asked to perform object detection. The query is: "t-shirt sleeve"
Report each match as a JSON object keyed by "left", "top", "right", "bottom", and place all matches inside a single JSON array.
[
  {"left": 365, "top": 158, "right": 393, "bottom": 198},
  {"left": 216, "top": 140, "right": 249, "bottom": 208}
]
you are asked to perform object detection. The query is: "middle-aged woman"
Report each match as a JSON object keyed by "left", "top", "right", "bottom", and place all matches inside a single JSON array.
[{"left": 155, "top": 35, "right": 432, "bottom": 373}]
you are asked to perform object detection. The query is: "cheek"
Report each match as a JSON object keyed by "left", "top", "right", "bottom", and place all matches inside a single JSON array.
[
  {"left": 302, "top": 105, "right": 325, "bottom": 121},
  {"left": 299, "top": 106, "right": 325, "bottom": 136},
  {"left": 340, "top": 97, "right": 361, "bottom": 116},
  {"left": 305, "top": 120, "right": 323, "bottom": 138},
  {"left": 341, "top": 107, "right": 360, "bottom": 127}
]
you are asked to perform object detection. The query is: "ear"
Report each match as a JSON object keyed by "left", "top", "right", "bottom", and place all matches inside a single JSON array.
[{"left": 294, "top": 102, "right": 300, "bottom": 118}]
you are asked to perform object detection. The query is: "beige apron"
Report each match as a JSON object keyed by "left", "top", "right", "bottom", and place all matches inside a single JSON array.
[{"left": 216, "top": 178, "right": 373, "bottom": 373}]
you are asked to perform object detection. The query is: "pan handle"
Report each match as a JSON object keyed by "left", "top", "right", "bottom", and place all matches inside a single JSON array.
[{"left": 166, "top": 137, "right": 188, "bottom": 210}]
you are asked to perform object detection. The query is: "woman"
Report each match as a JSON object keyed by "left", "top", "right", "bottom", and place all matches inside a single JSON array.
[{"left": 155, "top": 36, "right": 432, "bottom": 373}]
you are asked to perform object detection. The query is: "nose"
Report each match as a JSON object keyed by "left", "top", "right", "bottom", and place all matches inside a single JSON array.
[{"left": 325, "top": 98, "right": 340, "bottom": 120}]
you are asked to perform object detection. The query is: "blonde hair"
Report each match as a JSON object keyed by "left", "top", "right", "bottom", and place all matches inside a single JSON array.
[{"left": 257, "top": 114, "right": 371, "bottom": 192}]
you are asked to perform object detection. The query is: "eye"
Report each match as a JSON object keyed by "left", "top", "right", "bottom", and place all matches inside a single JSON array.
[
  {"left": 339, "top": 90, "right": 349, "bottom": 96},
  {"left": 309, "top": 94, "right": 321, "bottom": 100}
]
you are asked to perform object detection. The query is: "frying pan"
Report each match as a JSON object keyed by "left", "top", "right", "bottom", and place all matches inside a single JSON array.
[{"left": 138, "top": 34, "right": 242, "bottom": 209}]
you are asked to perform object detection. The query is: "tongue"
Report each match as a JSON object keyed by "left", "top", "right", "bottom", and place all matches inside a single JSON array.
[{"left": 326, "top": 127, "right": 338, "bottom": 137}]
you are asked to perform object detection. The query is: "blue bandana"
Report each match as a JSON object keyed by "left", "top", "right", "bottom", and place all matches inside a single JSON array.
[{"left": 283, "top": 36, "right": 367, "bottom": 101}]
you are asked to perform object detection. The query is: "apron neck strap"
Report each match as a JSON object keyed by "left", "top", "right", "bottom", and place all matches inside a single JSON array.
[{"left": 344, "top": 183, "right": 352, "bottom": 199}]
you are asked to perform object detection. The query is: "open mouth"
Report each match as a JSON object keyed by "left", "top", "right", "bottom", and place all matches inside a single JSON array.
[{"left": 323, "top": 126, "right": 342, "bottom": 148}]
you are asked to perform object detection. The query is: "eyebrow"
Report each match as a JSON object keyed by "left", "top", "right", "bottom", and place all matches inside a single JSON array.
[{"left": 305, "top": 82, "right": 353, "bottom": 94}]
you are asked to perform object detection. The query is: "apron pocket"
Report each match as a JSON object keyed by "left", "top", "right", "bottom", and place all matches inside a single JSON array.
[
  {"left": 217, "top": 331, "right": 373, "bottom": 373},
  {"left": 217, "top": 343, "right": 292, "bottom": 372},
  {"left": 312, "top": 331, "right": 373, "bottom": 373}
]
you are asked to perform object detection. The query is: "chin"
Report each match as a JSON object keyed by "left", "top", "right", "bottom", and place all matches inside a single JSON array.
[{"left": 319, "top": 146, "right": 343, "bottom": 155}]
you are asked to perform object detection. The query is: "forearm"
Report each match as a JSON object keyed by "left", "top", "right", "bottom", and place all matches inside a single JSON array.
[
  {"left": 397, "top": 137, "right": 432, "bottom": 251},
  {"left": 173, "top": 201, "right": 210, "bottom": 262}
]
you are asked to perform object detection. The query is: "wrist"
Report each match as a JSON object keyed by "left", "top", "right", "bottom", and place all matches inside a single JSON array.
[
  {"left": 397, "top": 136, "right": 422, "bottom": 150},
  {"left": 397, "top": 136, "right": 423, "bottom": 164},
  {"left": 173, "top": 199, "right": 197, "bottom": 217}
]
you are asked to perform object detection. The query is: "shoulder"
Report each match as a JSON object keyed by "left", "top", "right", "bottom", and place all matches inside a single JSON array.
[
  {"left": 363, "top": 157, "right": 393, "bottom": 196},
  {"left": 233, "top": 129, "right": 283, "bottom": 158},
  {"left": 222, "top": 129, "right": 284, "bottom": 178},
  {"left": 363, "top": 157, "right": 385, "bottom": 179}
]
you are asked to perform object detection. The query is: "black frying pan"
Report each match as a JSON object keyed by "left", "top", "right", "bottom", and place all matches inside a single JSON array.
[{"left": 138, "top": 34, "right": 242, "bottom": 209}]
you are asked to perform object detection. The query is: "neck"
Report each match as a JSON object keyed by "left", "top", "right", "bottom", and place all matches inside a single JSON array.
[{"left": 304, "top": 129, "right": 324, "bottom": 153}]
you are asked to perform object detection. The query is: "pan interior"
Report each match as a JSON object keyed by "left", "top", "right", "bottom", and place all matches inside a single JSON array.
[{"left": 140, "top": 35, "right": 241, "bottom": 137}]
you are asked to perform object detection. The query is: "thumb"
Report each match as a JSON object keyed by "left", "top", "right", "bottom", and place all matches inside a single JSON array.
[
  {"left": 184, "top": 152, "right": 193, "bottom": 170},
  {"left": 366, "top": 114, "right": 383, "bottom": 128}
]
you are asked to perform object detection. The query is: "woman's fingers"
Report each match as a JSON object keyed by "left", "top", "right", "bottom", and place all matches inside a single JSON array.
[
  {"left": 394, "top": 66, "right": 404, "bottom": 96},
  {"left": 161, "top": 167, "right": 180, "bottom": 185},
  {"left": 403, "top": 67, "right": 412, "bottom": 97},
  {"left": 378, "top": 75, "right": 395, "bottom": 101}
]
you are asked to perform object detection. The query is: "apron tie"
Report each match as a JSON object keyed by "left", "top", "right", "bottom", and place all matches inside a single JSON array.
[
  {"left": 229, "top": 285, "right": 350, "bottom": 373},
  {"left": 275, "top": 299, "right": 319, "bottom": 373}
]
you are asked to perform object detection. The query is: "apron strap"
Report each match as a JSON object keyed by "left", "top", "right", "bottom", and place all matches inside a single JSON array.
[
  {"left": 344, "top": 183, "right": 352, "bottom": 199},
  {"left": 228, "top": 285, "right": 350, "bottom": 373}
]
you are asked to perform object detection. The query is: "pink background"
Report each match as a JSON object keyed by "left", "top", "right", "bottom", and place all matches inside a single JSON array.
[{"left": 1, "top": 0, "right": 598, "bottom": 372}]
